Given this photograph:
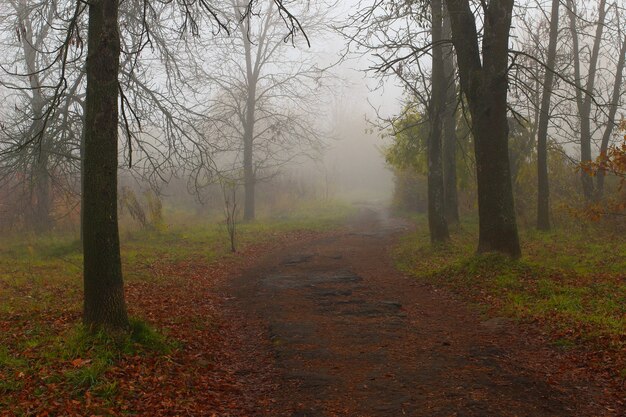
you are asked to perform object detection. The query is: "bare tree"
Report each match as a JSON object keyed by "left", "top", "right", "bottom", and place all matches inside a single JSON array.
[
  {"left": 198, "top": 0, "right": 332, "bottom": 222},
  {"left": 81, "top": 0, "right": 129, "bottom": 329},
  {"left": 567, "top": 0, "right": 606, "bottom": 201},
  {"left": 504, "top": 0, "right": 625, "bottom": 223},
  {"left": 0, "top": 0, "right": 308, "bottom": 330},
  {"left": 0, "top": 0, "right": 85, "bottom": 231},
  {"left": 596, "top": 7, "right": 626, "bottom": 197},
  {"left": 220, "top": 178, "right": 239, "bottom": 253},
  {"left": 536, "top": 0, "right": 560, "bottom": 231}
]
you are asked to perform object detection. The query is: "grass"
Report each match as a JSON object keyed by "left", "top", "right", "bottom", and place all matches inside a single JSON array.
[
  {"left": 0, "top": 346, "right": 28, "bottom": 394},
  {"left": 59, "top": 319, "right": 171, "bottom": 393},
  {"left": 0, "top": 200, "right": 354, "bottom": 408},
  {"left": 0, "top": 200, "right": 354, "bottom": 309},
  {"left": 0, "top": 318, "right": 172, "bottom": 409},
  {"left": 395, "top": 215, "right": 626, "bottom": 346}
]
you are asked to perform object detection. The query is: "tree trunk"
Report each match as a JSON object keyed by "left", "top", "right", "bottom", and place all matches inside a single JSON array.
[
  {"left": 446, "top": 0, "right": 521, "bottom": 257},
  {"left": 242, "top": 80, "right": 257, "bottom": 222},
  {"left": 32, "top": 160, "right": 52, "bottom": 233},
  {"left": 241, "top": 11, "right": 259, "bottom": 223},
  {"left": 18, "top": 5, "right": 53, "bottom": 233},
  {"left": 442, "top": 6, "right": 459, "bottom": 226},
  {"left": 579, "top": 122, "right": 595, "bottom": 200},
  {"left": 567, "top": 0, "right": 606, "bottom": 201},
  {"left": 243, "top": 124, "right": 255, "bottom": 222},
  {"left": 80, "top": 100, "right": 86, "bottom": 245},
  {"left": 427, "top": 0, "right": 450, "bottom": 243},
  {"left": 536, "top": 0, "right": 560, "bottom": 231},
  {"left": 596, "top": 33, "right": 626, "bottom": 197},
  {"left": 82, "top": 0, "right": 129, "bottom": 330}
]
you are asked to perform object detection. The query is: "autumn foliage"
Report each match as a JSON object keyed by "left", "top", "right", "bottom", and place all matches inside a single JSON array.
[
  {"left": 588, "top": 120, "right": 626, "bottom": 181},
  {"left": 581, "top": 120, "right": 626, "bottom": 220}
]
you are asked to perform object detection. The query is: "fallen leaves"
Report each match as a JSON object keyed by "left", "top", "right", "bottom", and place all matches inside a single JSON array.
[
  {"left": 1, "top": 229, "right": 326, "bottom": 416},
  {"left": 70, "top": 359, "right": 91, "bottom": 368}
]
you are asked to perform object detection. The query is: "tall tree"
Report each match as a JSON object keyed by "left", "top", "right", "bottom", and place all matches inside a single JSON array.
[
  {"left": 202, "top": 0, "right": 329, "bottom": 222},
  {"left": 2, "top": 0, "right": 307, "bottom": 330},
  {"left": 82, "top": 0, "right": 128, "bottom": 329},
  {"left": 567, "top": 0, "right": 606, "bottom": 201},
  {"left": 536, "top": 0, "right": 560, "bottom": 231},
  {"left": 442, "top": 5, "right": 459, "bottom": 225},
  {"left": 340, "top": 1, "right": 460, "bottom": 234},
  {"left": 16, "top": 0, "right": 51, "bottom": 232},
  {"left": 596, "top": 27, "right": 626, "bottom": 197},
  {"left": 445, "top": 0, "right": 521, "bottom": 256},
  {"left": 0, "top": 0, "right": 85, "bottom": 232},
  {"left": 427, "top": 0, "right": 449, "bottom": 242}
]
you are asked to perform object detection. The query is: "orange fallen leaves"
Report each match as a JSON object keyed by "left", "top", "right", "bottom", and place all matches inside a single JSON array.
[{"left": 1, "top": 229, "right": 324, "bottom": 416}]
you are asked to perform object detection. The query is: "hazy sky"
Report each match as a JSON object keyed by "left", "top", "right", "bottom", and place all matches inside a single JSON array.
[{"left": 301, "top": 2, "right": 405, "bottom": 202}]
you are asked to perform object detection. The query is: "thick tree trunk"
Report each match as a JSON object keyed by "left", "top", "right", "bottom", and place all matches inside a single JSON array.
[
  {"left": 446, "top": 0, "right": 520, "bottom": 257},
  {"left": 536, "top": 0, "right": 560, "bottom": 231},
  {"left": 472, "top": 101, "right": 519, "bottom": 256},
  {"left": 427, "top": 0, "right": 450, "bottom": 243},
  {"left": 442, "top": 7, "right": 459, "bottom": 225},
  {"left": 82, "top": 0, "right": 129, "bottom": 330}
]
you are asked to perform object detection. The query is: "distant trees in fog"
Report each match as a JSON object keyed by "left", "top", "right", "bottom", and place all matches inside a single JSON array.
[{"left": 342, "top": 0, "right": 626, "bottom": 256}]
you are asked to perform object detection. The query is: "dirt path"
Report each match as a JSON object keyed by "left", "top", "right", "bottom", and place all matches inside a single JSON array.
[{"left": 227, "top": 205, "right": 607, "bottom": 417}]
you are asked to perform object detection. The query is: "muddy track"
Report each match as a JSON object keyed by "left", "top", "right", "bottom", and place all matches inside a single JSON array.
[{"left": 227, "top": 205, "right": 605, "bottom": 417}]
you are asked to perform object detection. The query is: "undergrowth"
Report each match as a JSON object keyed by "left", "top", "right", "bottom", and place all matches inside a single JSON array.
[
  {"left": 395, "top": 215, "right": 626, "bottom": 376},
  {"left": 59, "top": 319, "right": 171, "bottom": 393},
  {"left": 0, "top": 201, "right": 354, "bottom": 408}
]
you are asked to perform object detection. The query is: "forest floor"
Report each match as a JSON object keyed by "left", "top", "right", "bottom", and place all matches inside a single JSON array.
[
  {"left": 0, "top": 203, "right": 624, "bottom": 416},
  {"left": 226, "top": 204, "right": 624, "bottom": 417}
]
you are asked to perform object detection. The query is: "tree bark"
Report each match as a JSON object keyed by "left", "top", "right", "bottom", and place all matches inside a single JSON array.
[
  {"left": 596, "top": 33, "right": 626, "bottom": 197},
  {"left": 427, "top": 0, "right": 450, "bottom": 243},
  {"left": 243, "top": 115, "right": 256, "bottom": 221},
  {"left": 82, "top": 0, "right": 129, "bottom": 330},
  {"left": 17, "top": 4, "right": 53, "bottom": 232},
  {"left": 31, "top": 161, "right": 52, "bottom": 233},
  {"left": 442, "top": 6, "right": 459, "bottom": 225},
  {"left": 536, "top": 0, "right": 560, "bottom": 231},
  {"left": 240, "top": 7, "right": 260, "bottom": 222},
  {"left": 445, "top": 0, "right": 521, "bottom": 257},
  {"left": 567, "top": 0, "right": 606, "bottom": 201}
]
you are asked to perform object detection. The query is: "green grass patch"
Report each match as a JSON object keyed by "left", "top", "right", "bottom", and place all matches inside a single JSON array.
[
  {"left": 0, "top": 346, "right": 27, "bottom": 370},
  {"left": 395, "top": 216, "right": 626, "bottom": 348},
  {"left": 0, "top": 318, "right": 172, "bottom": 407},
  {"left": 57, "top": 319, "right": 171, "bottom": 393},
  {"left": 0, "top": 200, "right": 354, "bottom": 406},
  {"left": 0, "top": 345, "right": 28, "bottom": 394},
  {"left": 59, "top": 319, "right": 171, "bottom": 360},
  {"left": 0, "top": 200, "right": 355, "bottom": 309}
]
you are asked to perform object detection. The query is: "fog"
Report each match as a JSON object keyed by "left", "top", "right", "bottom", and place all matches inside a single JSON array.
[
  {"left": 0, "top": 0, "right": 406, "bottom": 231},
  {"left": 322, "top": 82, "right": 398, "bottom": 203},
  {"left": 0, "top": 0, "right": 624, "bottom": 233}
]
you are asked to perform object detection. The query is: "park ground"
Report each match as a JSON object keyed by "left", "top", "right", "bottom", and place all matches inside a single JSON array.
[{"left": 0, "top": 202, "right": 624, "bottom": 416}]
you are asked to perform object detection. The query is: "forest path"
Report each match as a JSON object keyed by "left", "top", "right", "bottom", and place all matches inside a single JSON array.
[{"left": 227, "top": 204, "right": 596, "bottom": 417}]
